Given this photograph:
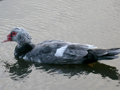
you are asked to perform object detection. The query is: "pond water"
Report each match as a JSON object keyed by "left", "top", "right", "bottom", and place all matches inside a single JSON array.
[{"left": 0, "top": 0, "right": 120, "bottom": 90}]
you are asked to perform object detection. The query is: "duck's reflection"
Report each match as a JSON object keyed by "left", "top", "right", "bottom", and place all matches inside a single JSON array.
[
  {"left": 4, "top": 60, "right": 120, "bottom": 81},
  {"left": 4, "top": 60, "right": 32, "bottom": 80},
  {"left": 35, "top": 62, "right": 120, "bottom": 80}
]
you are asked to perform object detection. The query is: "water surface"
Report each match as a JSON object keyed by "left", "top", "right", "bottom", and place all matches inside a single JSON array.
[{"left": 0, "top": 0, "right": 120, "bottom": 90}]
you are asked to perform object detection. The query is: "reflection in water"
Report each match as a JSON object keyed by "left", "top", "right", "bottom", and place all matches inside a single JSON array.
[
  {"left": 4, "top": 60, "right": 32, "bottom": 80},
  {"left": 4, "top": 60, "right": 120, "bottom": 81},
  {"left": 35, "top": 63, "right": 120, "bottom": 80}
]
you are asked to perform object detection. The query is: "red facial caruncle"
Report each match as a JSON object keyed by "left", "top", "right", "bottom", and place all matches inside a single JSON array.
[{"left": 2, "top": 31, "right": 17, "bottom": 42}]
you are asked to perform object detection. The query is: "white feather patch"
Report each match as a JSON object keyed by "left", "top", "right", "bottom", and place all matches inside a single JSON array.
[
  {"left": 85, "top": 44, "right": 97, "bottom": 49},
  {"left": 23, "top": 55, "right": 28, "bottom": 60},
  {"left": 55, "top": 45, "right": 68, "bottom": 57},
  {"left": 37, "top": 59, "right": 41, "bottom": 63}
]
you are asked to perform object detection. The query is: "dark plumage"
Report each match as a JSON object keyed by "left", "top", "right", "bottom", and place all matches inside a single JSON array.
[{"left": 2, "top": 27, "right": 120, "bottom": 64}]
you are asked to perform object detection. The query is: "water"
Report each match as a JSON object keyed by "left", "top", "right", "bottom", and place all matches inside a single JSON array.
[{"left": 0, "top": 0, "right": 120, "bottom": 90}]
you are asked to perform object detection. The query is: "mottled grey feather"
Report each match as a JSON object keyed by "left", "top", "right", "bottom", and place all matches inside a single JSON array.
[{"left": 23, "top": 40, "right": 91, "bottom": 64}]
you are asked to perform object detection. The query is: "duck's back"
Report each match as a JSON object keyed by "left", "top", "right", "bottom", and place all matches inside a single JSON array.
[{"left": 22, "top": 40, "right": 93, "bottom": 64}]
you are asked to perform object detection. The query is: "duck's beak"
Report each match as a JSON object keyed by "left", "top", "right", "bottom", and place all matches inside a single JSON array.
[{"left": 2, "top": 33, "right": 12, "bottom": 43}]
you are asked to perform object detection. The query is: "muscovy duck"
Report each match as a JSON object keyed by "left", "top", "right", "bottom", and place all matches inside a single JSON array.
[{"left": 2, "top": 27, "right": 120, "bottom": 64}]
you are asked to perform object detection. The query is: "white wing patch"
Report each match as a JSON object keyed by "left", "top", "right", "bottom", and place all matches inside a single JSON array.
[{"left": 55, "top": 45, "right": 68, "bottom": 57}]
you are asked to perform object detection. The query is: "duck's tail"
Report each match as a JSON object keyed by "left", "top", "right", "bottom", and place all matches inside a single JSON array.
[
  {"left": 83, "top": 48, "right": 120, "bottom": 64},
  {"left": 96, "top": 48, "right": 120, "bottom": 60}
]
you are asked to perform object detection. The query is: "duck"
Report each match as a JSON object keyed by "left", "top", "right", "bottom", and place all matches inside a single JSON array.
[{"left": 2, "top": 27, "right": 120, "bottom": 64}]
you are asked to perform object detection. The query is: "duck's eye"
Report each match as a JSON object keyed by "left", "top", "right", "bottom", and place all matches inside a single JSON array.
[{"left": 12, "top": 31, "right": 17, "bottom": 36}]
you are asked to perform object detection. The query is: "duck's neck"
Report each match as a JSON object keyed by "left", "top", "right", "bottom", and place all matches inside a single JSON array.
[{"left": 14, "top": 42, "right": 35, "bottom": 58}]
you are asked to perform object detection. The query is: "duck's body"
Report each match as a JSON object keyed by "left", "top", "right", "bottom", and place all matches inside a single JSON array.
[
  {"left": 14, "top": 40, "right": 98, "bottom": 64},
  {"left": 3, "top": 27, "right": 120, "bottom": 64}
]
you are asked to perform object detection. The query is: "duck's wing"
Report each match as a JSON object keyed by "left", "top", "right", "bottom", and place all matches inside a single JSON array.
[
  {"left": 24, "top": 40, "right": 97, "bottom": 64},
  {"left": 36, "top": 40, "right": 97, "bottom": 60},
  {"left": 54, "top": 43, "right": 97, "bottom": 60}
]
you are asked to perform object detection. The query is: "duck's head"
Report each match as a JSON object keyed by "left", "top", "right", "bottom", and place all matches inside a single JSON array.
[{"left": 2, "top": 27, "right": 32, "bottom": 45}]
